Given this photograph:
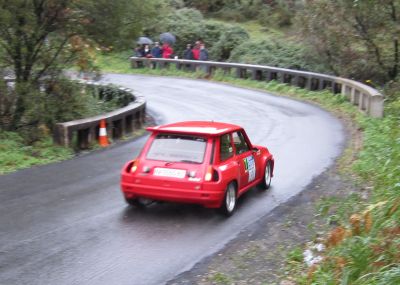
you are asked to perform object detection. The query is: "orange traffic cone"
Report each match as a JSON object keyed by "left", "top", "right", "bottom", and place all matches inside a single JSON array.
[{"left": 99, "top": 119, "right": 109, "bottom": 147}]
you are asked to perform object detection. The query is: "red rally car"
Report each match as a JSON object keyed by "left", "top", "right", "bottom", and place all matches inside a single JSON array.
[{"left": 120, "top": 121, "right": 274, "bottom": 216}]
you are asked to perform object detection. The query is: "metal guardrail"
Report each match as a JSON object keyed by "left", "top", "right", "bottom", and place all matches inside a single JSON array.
[
  {"left": 53, "top": 81, "right": 146, "bottom": 149},
  {"left": 130, "top": 57, "right": 384, "bottom": 118}
]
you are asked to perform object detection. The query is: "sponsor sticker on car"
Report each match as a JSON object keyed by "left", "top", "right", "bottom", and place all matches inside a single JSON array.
[
  {"left": 153, "top": 167, "right": 186, "bottom": 179},
  {"left": 244, "top": 156, "right": 256, "bottom": 182}
]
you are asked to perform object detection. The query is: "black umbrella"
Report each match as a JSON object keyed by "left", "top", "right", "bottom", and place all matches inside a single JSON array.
[
  {"left": 137, "top": 37, "right": 153, "bottom": 45},
  {"left": 160, "top": 32, "right": 176, "bottom": 45}
]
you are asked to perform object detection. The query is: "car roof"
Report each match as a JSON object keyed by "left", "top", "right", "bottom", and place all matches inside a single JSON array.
[{"left": 146, "top": 121, "right": 242, "bottom": 136}]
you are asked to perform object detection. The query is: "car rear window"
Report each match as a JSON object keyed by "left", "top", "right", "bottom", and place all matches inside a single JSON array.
[{"left": 146, "top": 134, "right": 207, "bottom": 163}]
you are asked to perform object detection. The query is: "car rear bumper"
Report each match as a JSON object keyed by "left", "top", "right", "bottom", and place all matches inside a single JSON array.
[{"left": 121, "top": 181, "right": 225, "bottom": 208}]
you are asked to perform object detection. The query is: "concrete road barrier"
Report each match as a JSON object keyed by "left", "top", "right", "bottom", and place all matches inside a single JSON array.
[
  {"left": 130, "top": 57, "right": 384, "bottom": 118},
  {"left": 53, "top": 81, "right": 146, "bottom": 149}
]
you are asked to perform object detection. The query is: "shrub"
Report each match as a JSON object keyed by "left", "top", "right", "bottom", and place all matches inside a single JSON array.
[
  {"left": 212, "top": 0, "right": 265, "bottom": 22},
  {"left": 209, "top": 24, "right": 249, "bottom": 61},
  {"left": 229, "top": 38, "right": 329, "bottom": 72},
  {"left": 145, "top": 8, "right": 204, "bottom": 57},
  {"left": 145, "top": 9, "right": 249, "bottom": 61}
]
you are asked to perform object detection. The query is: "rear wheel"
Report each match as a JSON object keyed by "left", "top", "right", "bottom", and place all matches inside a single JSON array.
[
  {"left": 219, "top": 183, "right": 237, "bottom": 217},
  {"left": 125, "top": 197, "right": 153, "bottom": 208},
  {"left": 260, "top": 161, "right": 272, "bottom": 190}
]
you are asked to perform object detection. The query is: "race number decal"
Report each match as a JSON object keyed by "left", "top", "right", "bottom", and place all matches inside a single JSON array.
[{"left": 244, "top": 156, "right": 256, "bottom": 182}]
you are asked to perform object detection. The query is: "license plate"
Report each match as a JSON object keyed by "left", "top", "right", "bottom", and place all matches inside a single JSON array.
[{"left": 153, "top": 168, "right": 186, "bottom": 179}]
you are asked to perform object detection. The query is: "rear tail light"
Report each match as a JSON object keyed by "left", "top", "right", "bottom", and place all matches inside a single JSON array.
[
  {"left": 205, "top": 166, "right": 212, "bottom": 181},
  {"left": 130, "top": 160, "right": 138, "bottom": 173},
  {"left": 205, "top": 166, "right": 219, "bottom": 182}
]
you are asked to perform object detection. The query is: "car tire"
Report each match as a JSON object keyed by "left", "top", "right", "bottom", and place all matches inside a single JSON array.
[
  {"left": 219, "top": 182, "right": 237, "bottom": 217},
  {"left": 260, "top": 160, "right": 272, "bottom": 190},
  {"left": 125, "top": 197, "right": 153, "bottom": 208}
]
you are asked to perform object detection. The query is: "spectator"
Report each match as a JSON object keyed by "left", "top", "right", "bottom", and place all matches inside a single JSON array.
[
  {"left": 183, "top": 44, "right": 193, "bottom": 60},
  {"left": 151, "top": 42, "right": 162, "bottom": 58},
  {"left": 133, "top": 44, "right": 142, "bottom": 57},
  {"left": 142, "top": 44, "right": 152, "bottom": 58},
  {"left": 192, "top": 41, "right": 201, "bottom": 60},
  {"left": 199, "top": 44, "right": 209, "bottom": 61},
  {"left": 162, "top": 43, "right": 173, "bottom": 59}
]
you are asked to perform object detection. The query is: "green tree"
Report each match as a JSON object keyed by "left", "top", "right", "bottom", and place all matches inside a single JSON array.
[
  {"left": 0, "top": 0, "right": 158, "bottom": 131},
  {"left": 210, "top": 25, "right": 249, "bottom": 61},
  {"left": 298, "top": 0, "right": 400, "bottom": 83}
]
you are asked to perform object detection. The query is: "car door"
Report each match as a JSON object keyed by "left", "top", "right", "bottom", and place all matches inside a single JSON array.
[{"left": 232, "top": 131, "right": 256, "bottom": 192}]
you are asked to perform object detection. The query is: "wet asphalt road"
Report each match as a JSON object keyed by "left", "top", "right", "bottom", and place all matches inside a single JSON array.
[{"left": 0, "top": 74, "right": 344, "bottom": 285}]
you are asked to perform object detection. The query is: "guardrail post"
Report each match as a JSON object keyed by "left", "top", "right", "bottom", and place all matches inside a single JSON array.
[
  {"left": 353, "top": 89, "right": 360, "bottom": 105},
  {"left": 342, "top": 84, "right": 349, "bottom": 98},
  {"left": 209, "top": 65, "right": 216, "bottom": 75},
  {"left": 235, "top": 68, "right": 241, "bottom": 78},
  {"left": 360, "top": 93, "right": 369, "bottom": 111},
  {"left": 350, "top": 88, "right": 356, "bottom": 103},
  {"left": 131, "top": 58, "right": 140, "bottom": 68},
  {"left": 89, "top": 126, "right": 96, "bottom": 146},
  {"left": 318, "top": 79, "right": 324, "bottom": 90},
  {"left": 77, "top": 128, "right": 90, "bottom": 149},
  {"left": 277, "top": 72, "right": 284, "bottom": 83},
  {"left": 251, "top": 69, "right": 263, "bottom": 81},
  {"left": 264, "top": 71, "right": 270, "bottom": 82},
  {"left": 125, "top": 114, "right": 133, "bottom": 134},
  {"left": 292, "top": 75, "right": 299, "bottom": 87},
  {"left": 305, "top": 77, "right": 312, "bottom": 90},
  {"left": 236, "top": 68, "right": 248, "bottom": 79},
  {"left": 222, "top": 67, "right": 231, "bottom": 75},
  {"left": 369, "top": 96, "right": 384, "bottom": 118}
]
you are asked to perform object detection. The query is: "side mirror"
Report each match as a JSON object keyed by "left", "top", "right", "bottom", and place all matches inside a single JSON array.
[{"left": 252, "top": 147, "right": 260, "bottom": 153}]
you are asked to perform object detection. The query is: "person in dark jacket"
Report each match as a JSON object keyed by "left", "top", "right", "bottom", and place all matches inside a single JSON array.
[
  {"left": 183, "top": 44, "right": 193, "bottom": 60},
  {"left": 151, "top": 42, "right": 162, "bottom": 58},
  {"left": 142, "top": 44, "right": 152, "bottom": 57},
  {"left": 199, "top": 44, "right": 209, "bottom": 61}
]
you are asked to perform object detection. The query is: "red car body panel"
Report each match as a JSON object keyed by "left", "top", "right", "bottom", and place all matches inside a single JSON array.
[{"left": 120, "top": 121, "right": 274, "bottom": 209}]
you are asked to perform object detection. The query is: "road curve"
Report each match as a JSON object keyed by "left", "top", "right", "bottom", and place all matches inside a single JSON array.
[{"left": 0, "top": 74, "right": 344, "bottom": 285}]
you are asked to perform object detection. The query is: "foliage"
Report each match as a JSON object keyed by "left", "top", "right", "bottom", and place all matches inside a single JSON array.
[
  {"left": 144, "top": 9, "right": 249, "bottom": 60},
  {"left": 182, "top": 0, "right": 228, "bottom": 14},
  {"left": 0, "top": 0, "right": 161, "bottom": 132},
  {"left": 257, "top": 0, "right": 299, "bottom": 27},
  {"left": 166, "top": 0, "right": 185, "bottom": 9},
  {"left": 147, "top": 8, "right": 204, "bottom": 57},
  {"left": 211, "top": 0, "right": 265, "bottom": 22},
  {"left": 297, "top": 0, "right": 400, "bottom": 83},
  {"left": 95, "top": 84, "right": 135, "bottom": 107},
  {"left": 0, "top": 130, "right": 73, "bottom": 174},
  {"left": 75, "top": 0, "right": 162, "bottom": 50},
  {"left": 229, "top": 38, "right": 329, "bottom": 72},
  {"left": 209, "top": 24, "right": 249, "bottom": 61},
  {"left": 0, "top": 75, "right": 129, "bottom": 144}
]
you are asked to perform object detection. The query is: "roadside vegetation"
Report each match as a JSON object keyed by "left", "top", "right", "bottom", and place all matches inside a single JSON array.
[
  {"left": 0, "top": 0, "right": 165, "bottom": 173},
  {"left": 1, "top": 0, "right": 399, "bottom": 283}
]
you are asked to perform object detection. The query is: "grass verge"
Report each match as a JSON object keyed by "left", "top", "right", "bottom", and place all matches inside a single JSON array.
[
  {"left": 0, "top": 131, "right": 73, "bottom": 174},
  {"left": 98, "top": 55, "right": 400, "bottom": 284}
]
